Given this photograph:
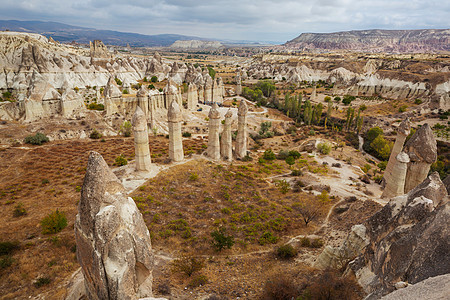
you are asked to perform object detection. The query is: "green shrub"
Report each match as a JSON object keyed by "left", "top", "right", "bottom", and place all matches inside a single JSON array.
[
  {"left": 259, "top": 231, "right": 278, "bottom": 245},
  {"left": 171, "top": 256, "right": 204, "bottom": 277},
  {"left": 377, "top": 161, "right": 387, "bottom": 170},
  {"left": 120, "top": 121, "right": 132, "bottom": 137},
  {"left": 291, "top": 169, "right": 303, "bottom": 176},
  {"left": 89, "top": 129, "right": 102, "bottom": 139},
  {"left": 277, "top": 150, "right": 289, "bottom": 160},
  {"left": 211, "top": 227, "right": 234, "bottom": 251},
  {"left": 0, "top": 241, "right": 20, "bottom": 256},
  {"left": 189, "top": 172, "right": 198, "bottom": 181},
  {"left": 275, "top": 179, "right": 290, "bottom": 194},
  {"left": 13, "top": 203, "right": 27, "bottom": 217},
  {"left": 285, "top": 156, "right": 295, "bottom": 166},
  {"left": 86, "top": 103, "right": 104, "bottom": 110},
  {"left": 150, "top": 76, "right": 158, "bottom": 83},
  {"left": 288, "top": 150, "right": 301, "bottom": 159},
  {"left": 24, "top": 132, "right": 49, "bottom": 145},
  {"left": 182, "top": 132, "right": 192, "bottom": 137},
  {"left": 263, "top": 149, "right": 276, "bottom": 160},
  {"left": 114, "top": 154, "right": 128, "bottom": 166},
  {"left": 317, "top": 142, "right": 331, "bottom": 155},
  {"left": 41, "top": 210, "right": 67, "bottom": 234},
  {"left": 114, "top": 77, "right": 122, "bottom": 86},
  {"left": 188, "top": 275, "right": 208, "bottom": 288},
  {"left": 0, "top": 256, "right": 13, "bottom": 269},
  {"left": 398, "top": 105, "right": 408, "bottom": 112},
  {"left": 276, "top": 244, "right": 298, "bottom": 259},
  {"left": 414, "top": 98, "right": 423, "bottom": 104},
  {"left": 122, "top": 89, "right": 129, "bottom": 94},
  {"left": 148, "top": 84, "right": 155, "bottom": 90},
  {"left": 34, "top": 276, "right": 51, "bottom": 288}
]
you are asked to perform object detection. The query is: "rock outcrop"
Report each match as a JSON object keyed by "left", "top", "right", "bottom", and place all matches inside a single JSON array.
[
  {"left": 207, "top": 103, "right": 221, "bottom": 160},
  {"left": 132, "top": 106, "right": 152, "bottom": 172},
  {"left": 167, "top": 100, "right": 184, "bottom": 162},
  {"left": 220, "top": 109, "right": 233, "bottom": 161},
  {"left": 235, "top": 100, "right": 248, "bottom": 159},
  {"left": 403, "top": 124, "right": 437, "bottom": 193},
  {"left": 74, "top": 151, "right": 154, "bottom": 299},
  {"left": 349, "top": 172, "right": 449, "bottom": 299}
]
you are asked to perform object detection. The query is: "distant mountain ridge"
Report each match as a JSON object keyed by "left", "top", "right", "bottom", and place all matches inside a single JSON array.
[
  {"left": 0, "top": 20, "right": 208, "bottom": 47},
  {"left": 286, "top": 29, "right": 450, "bottom": 53}
]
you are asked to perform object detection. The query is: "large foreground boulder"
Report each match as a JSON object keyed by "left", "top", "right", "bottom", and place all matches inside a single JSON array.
[
  {"left": 74, "top": 151, "right": 153, "bottom": 299},
  {"left": 349, "top": 172, "right": 450, "bottom": 299}
]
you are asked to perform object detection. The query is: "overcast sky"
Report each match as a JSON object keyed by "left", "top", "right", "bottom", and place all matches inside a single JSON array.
[{"left": 1, "top": 0, "right": 448, "bottom": 42}]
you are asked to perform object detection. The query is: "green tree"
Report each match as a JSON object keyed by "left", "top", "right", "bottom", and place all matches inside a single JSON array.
[
  {"left": 257, "top": 80, "right": 276, "bottom": 98},
  {"left": 208, "top": 67, "right": 216, "bottom": 79}
]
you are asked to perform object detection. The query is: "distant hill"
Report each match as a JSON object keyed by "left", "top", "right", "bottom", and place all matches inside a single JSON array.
[
  {"left": 0, "top": 20, "right": 207, "bottom": 47},
  {"left": 285, "top": 29, "right": 450, "bottom": 53}
]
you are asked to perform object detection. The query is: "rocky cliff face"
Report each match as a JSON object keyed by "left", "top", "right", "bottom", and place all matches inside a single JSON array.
[
  {"left": 348, "top": 172, "right": 449, "bottom": 299},
  {"left": 170, "top": 40, "right": 223, "bottom": 49},
  {"left": 286, "top": 29, "right": 450, "bottom": 53}
]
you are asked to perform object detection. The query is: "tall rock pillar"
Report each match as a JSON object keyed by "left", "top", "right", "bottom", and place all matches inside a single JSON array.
[
  {"left": 404, "top": 124, "right": 437, "bottom": 192},
  {"left": 235, "top": 100, "right": 248, "bottom": 159},
  {"left": 137, "top": 86, "right": 149, "bottom": 118},
  {"left": 383, "top": 118, "right": 411, "bottom": 187},
  {"left": 75, "top": 151, "right": 153, "bottom": 299},
  {"left": 132, "top": 106, "right": 152, "bottom": 172},
  {"left": 235, "top": 73, "right": 242, "bottom": 96},
  {"left": 221, "top": 109, "right": 233, "bottom": 161},
  {"left": 168, "top": 100, "right": 184, "bottom": 162},
  {"left": 381, "top": 152, "right": 410, "bottom": 198},
  {"left": 187, "top": 83, "right": 198, "bottom": 110},
  {"left": 207, "top": 103, "right": 221, "bottom": 160}
]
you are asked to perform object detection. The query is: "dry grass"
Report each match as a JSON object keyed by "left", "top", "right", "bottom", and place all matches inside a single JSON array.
[{"left": 0, "top": 135, "right": 205, "bottom": 299}]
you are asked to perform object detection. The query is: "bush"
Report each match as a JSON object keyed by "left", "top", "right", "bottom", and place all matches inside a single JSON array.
[
  {"left": 317, "top": 142, "right": 331, "bottom": 155},
  {"left": 259, "top": 231, "right": 278, "bottom": 245},
  {"left": 24, "top": 132, "right": 49, "bottom": 145},
  {"left": 171, "top": 256, "right": 204, "bottom": 277},
  {"left": 398, "top": 105, "right": 408, "bottom": 112},
  {"left": 414, "top": 98, "right": 423, "bottom": 104},
  {"left": 182, "top": 132, "right": 192, "bottom": 137},
  {"left": 285, "top": 156, "right": 295, "bottom": 166},
  {"left": 0, "top": 241, "right": 20, "bottom": 256},
  {"left": 263, "top": 149, "right": 276, "bottom": 160},
  {"left": 86, "top": 103, "right": 104, "bottom": 110},
  {"left": 34, "top": 276, "right": 51, "bottom": 288},
  {"left": 148, "top": 84, "right": 155, "bottom": 90},
  {"left": 151, "top": 76, "right": 158, "bottom": 83},
  {"left": 310, "top": 238, "right": 324, "bottom": 248},
  {"left": 288, "top": 150, "right": 301, "bottom": 159},
  {"left": 188, "top": 275, "right": 208, "bottom": 288},
  {"left": 342, "top": 95, "right": 355, "bottom": 105},
  {"left": 89, "top": 129, "right": 102, "bottom": 139},
  {"left": 120, "top": 121, "right": 132, "bottom": 137},
  {"left": 122, "top": 89, "right": 129, "bottom": 94},
  {"left": 261, "top": 274, "right": 300, "bottom": 300},
  {"left": 276, "top": 244, "right": 297, "bottom": 259},
  {"left": 211, "top": 227, "right": 234, "bottom": 251},
  {"left": 275, "top": 179, "right": 290, "bottom": 194},
  {"left": 291, "top": 169, "right": 303, "bottom": 176},
  {"left": 0, "top": 256, "right": 13, "bottom": 269},
  {"left": 114, "top": 77, "right": 122, "bottom": 85},
  {"left": 277, "top": 150, "right": 290, "bottom": 160},
  {"left": 13, "top": 203, "right": 27, "bottom": 217},
  {"left": 377, "top": 161, "right": 387, "bottom": 170},
  {"left": 41, "top": 210, "right": 67, "bottom": 234},
  {"left": 300, "top": 237, "right": 310, "bottom": 247},
  {"left": 114, "top": 154, "right": 128, "bottom": 166}
]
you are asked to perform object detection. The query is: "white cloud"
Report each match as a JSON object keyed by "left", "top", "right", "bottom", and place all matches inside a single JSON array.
[{"left": 0, "top": 0, "right": 448, "bottom": 42}]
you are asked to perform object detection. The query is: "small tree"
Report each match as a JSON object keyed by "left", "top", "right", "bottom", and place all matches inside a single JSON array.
[
  {"left": 120, "top": 121, "right": 132, "bottom": 137},
  {"left": 41, "top": 210, "right": 67, "bottom": 234},
  {"left": 296, "top": 202, "right": 321, "bottom": 226},
  {"left": 150, "top": 76, "right": 158, "bottom": 83},
  {"left": 211, "top": 227, "right": 234, "bottom": 251},
  {"left": 24, "top": 132, "right": 49, "bottom": 145}
]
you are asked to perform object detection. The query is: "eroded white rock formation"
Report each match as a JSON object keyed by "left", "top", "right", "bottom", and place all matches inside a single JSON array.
[
  {"left": 75, "top": 151, "right": 153, "bottom": 299},
  {"left": 167, "top": 100, "right": 184, "bottom": 162},
  {"left": 221, "top": 109, "right": 233, "bottom": 161},
  {"left": 381, "top": 152, "right": 410, "bottom": 199},
  {"left": 207, "top": 103, "right": 221, "bottom": 160},
  {"left": 132, "top": 106, "right": 152, "bottom": 172},
  {"left": 235, "top": 100, "right": 248, "bottom": 159}
]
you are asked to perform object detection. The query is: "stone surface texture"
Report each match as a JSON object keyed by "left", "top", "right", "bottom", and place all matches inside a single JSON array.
[
  {"left": 381, "top": 152, "right": 410, "bottom": 198},
  {"left": 220, "top": 109, "right": 233, "bottom": 161},
  {"left": 167, "top": 100, "right": 184, "bottom": 162},
  {"left": 403, "top": 124, "right": 437, "bottom": 192},
  {"left": 74, "top": 151, "right": 153, "bottom": 300},
  {"left": 349, "top": 172, "right": 449, "bottom": 299},
  {"left": 132, "top": 106, "right": 152, "bottom": 172},
  {"left": 235, "top": 100, "right": 248, "bottom": 159},
  {"left": 383, "top": 118, "right": 411, "bottom": 187},
  {"left": 207, "top": 103, "right": 221, "bottom": 160}
]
